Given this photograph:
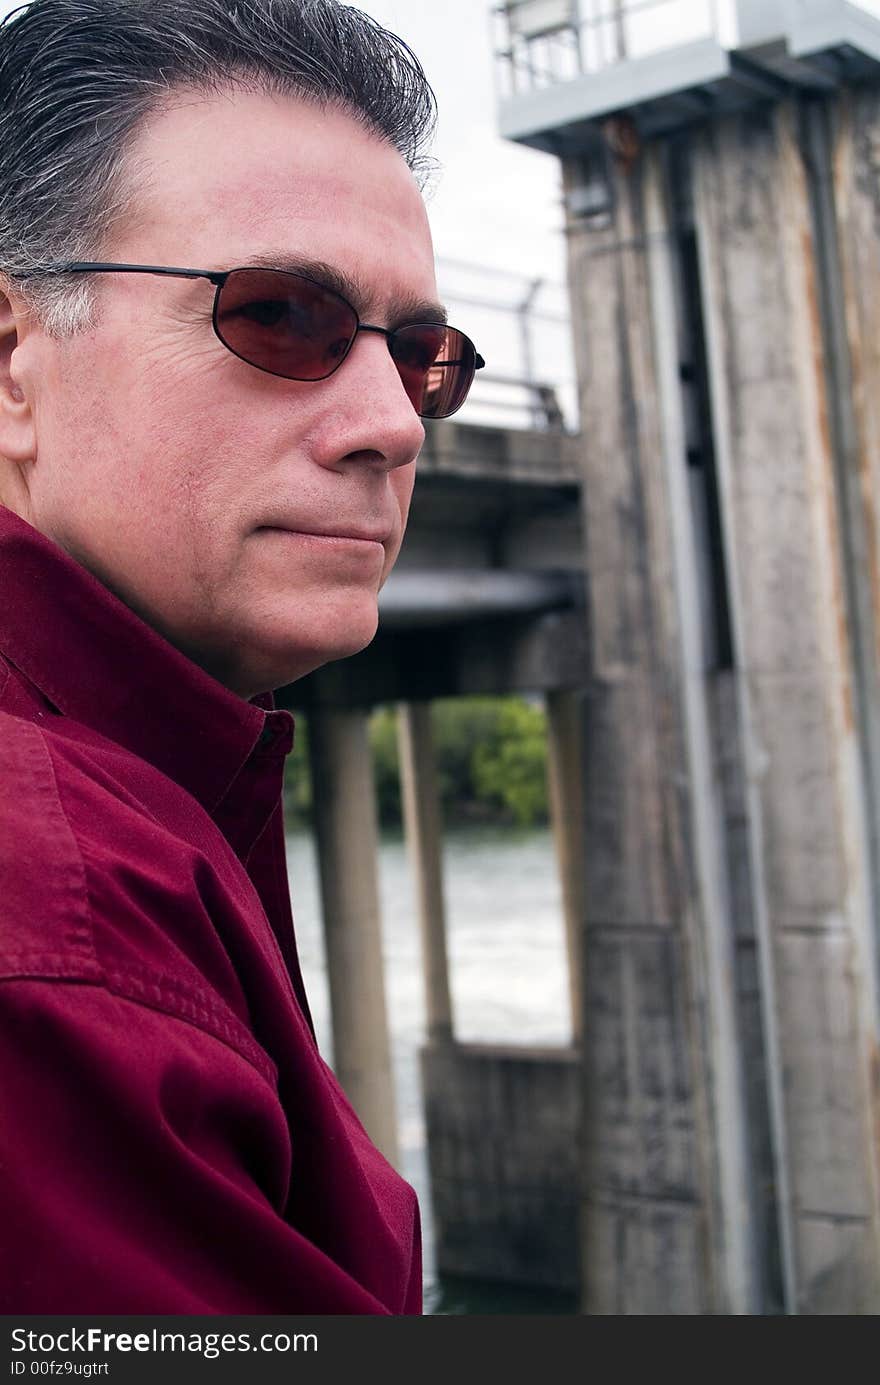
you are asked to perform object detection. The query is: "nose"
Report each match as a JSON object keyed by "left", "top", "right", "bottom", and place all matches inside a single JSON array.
[{"left": 310, "top": 327, "right": 426, "bottom": 472}]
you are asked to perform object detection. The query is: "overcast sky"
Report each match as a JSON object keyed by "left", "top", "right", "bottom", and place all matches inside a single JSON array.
[
  {"left": 0, "top": 0, "right": 572, "bottom": 421},
  {"left": 353, "top": 0, "right": 566, "bottom": 283},
  {"left": 12, "top": 0, "right": 880, "bottom": 423},
  {"left": 0, "top": 0, "right": 567, "bottom": 286},
  {"left": 352, "top": 0, "right": 573, "bottom": 424}
]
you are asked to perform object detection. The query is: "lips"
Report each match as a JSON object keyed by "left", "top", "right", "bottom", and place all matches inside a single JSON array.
[{"left": 257, "top": 524, "right": 390, "bottom": 544}]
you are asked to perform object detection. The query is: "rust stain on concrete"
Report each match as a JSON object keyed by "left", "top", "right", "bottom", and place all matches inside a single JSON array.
[
  {"left": 870, "top": 1040, "right": 880, "bottom": 1198},
  {"left": 801, "top": 225, "right": 834, "bottom": 475},
  {"left": 800, "top": 221, "right": 853, "bottom": 727},
  {"left": 832, "top": 111, "right": 880, "bottom": 664}
]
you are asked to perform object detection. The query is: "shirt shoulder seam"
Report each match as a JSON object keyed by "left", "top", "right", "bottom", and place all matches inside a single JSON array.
[
  {"left": 2, "top": 717, "right": 97, "bottom": 966},
  {"left": 0, "top": 968, "right": 279, "bottom": 1089},
  {"left": 3, "top": 724, "right": 278, "bottom": 1089}
]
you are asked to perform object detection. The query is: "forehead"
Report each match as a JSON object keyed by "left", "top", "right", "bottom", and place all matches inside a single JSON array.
[{"left": 114, "top": 87, "right": 438, "bottom": 316}]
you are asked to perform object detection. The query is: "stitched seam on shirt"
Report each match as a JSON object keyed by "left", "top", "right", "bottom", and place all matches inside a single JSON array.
[
  {"left": 0, "top": 953, "right": 101, "bottom": 983},
  {"left": 29, "top": 733, "right": 278, "bottom": 1087},
  {"left": 71, "top": 820, "right": 284, "bottom": 1082},
  {"left": 102, "top": 969, "right": 279, "bottom": 1087},
  {"left": 265, "top": 815, "right": 317, "bottom": 1046},
  {"left": 101, "top": 963, "right": 277, "bottom": 1083},
  {"left": 0, "top": 968, "right": 279, "bottom": 1089},
  {"left": 248, "top": 814, "right": 295, "bottom": 1004},
  {"left": 0, "top": 626, "right": 76, "bottom": 724},
  {"left": 10, "top": 722, "right": 96, "bottom": 964}
]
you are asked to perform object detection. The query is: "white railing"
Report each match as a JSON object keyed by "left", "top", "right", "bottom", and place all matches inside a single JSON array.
[
  {"left": 436, "top": 258, "right": 578, "bottom": 434},
  {"left": 494, "top": 0, "right": 724, "bottom": 97}
]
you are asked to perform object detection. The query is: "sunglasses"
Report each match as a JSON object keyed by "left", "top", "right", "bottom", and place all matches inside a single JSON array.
[{"left": 11, "top": 261, "right": 486, "bottom": 420}]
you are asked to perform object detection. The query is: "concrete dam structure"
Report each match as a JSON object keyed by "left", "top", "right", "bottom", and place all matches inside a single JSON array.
[{"left": 276, "top": 0, "right": 880, "bottom": 1315}]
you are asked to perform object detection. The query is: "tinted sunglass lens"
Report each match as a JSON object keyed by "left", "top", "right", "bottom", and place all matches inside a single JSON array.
[
  {"left": 214, "top": 271, "right": 479, "bottom": 417},
  {"left": 391, "top": 324, "right": 477, "bottom": 420},
  {"left": 214, "top": 269, "right": 357, "bottom": 380}
]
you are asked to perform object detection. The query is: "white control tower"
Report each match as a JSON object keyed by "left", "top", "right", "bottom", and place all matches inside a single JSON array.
[{"left": 492, "top": 0, "right": 880, "bottom": 1316}]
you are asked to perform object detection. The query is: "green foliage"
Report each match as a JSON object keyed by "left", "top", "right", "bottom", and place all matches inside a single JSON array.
[
  {"left": 471, "top": 698, "right": 549, "bottom": 827},
  {"left": 430, "top": 697, "right": 513, "bottom": 820},
  {"left": 370, "top": 706, "right": 403, "bottom": 825},
  {"left": 282, "top": 714, "right": 312, "bottom": 824},
  {"left": 282, "top": 695, "right": 550, "bottom": 830}
]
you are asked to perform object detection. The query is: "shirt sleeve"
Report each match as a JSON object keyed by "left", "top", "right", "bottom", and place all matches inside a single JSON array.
[{"left": 0, "top": 977, "right": 394, "bottom": 1313}]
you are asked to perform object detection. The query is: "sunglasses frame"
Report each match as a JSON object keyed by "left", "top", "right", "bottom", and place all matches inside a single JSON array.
[{"left": 9, "top": 261, "right": 486, "bottom": 419}]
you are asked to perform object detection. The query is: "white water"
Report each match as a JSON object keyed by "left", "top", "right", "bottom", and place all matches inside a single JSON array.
[{"left": 285, "top": 824, "right": 573, "bottom": 1309}]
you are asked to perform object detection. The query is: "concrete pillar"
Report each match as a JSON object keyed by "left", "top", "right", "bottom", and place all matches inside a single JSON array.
[
  {"left": 545, "top": 688, "right": 586, "bottom": 1042},
  {"left": 563, "top": 139, "right": 755, "bottom": 1314},
  {"left": 397, "top": 701, "right": 454, "bottom": 1042},
  {"left": 829, "top": 87, "right": 880, "bottom": 977},
  {"left": 306, "top": 705, "right": 399, "bottom": 1168},
  {"left": 693, "top": 99, "right": 880, "bottom": 1312}
]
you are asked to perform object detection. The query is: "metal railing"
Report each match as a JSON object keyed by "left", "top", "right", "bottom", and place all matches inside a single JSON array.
[
  {"left": 436, "top": 257, "right": 577, "bottom": 434},
  {"left": 469, "top": 374, "right": 568, "bottom": 432},
  {"left": 494, "top": 0, "right": 723, "bottom": 97}
]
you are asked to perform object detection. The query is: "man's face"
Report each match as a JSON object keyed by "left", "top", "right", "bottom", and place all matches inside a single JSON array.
[{"left": 6, "top": 89, "right": 437, "bottom": 697}]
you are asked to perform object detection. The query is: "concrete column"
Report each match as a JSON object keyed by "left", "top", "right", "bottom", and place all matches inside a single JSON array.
[
  {"left": 829, "top": 87, "right": 880, "bottom": 981},
  {"left": 563, "top": 139, "right": 754, "bottom": 1314},
  {"left": 307, "top": 705, "right": 399, "bottom": 1168},
  {"left": 693, "top": 98, "right": 880, "bottom": 1312},
  {"left": 397, "top": 701, "right": 454, "bottom": 1042},
  {"left": 545, "top": 688, "right": 586, "bottom": 1043}
]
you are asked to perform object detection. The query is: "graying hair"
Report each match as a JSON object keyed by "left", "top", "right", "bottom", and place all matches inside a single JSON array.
[{"left": 0, "top": 0, "right": 438, "bottom": 334}]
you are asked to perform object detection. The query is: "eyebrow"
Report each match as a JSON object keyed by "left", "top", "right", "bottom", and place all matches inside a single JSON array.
[{"left": 245, "top": 253, "right": 448, "bottom": 327}]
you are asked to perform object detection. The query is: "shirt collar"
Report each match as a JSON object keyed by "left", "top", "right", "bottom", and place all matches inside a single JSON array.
[{"left": 0, "top": 505, "right": 294, "bottom": 814}]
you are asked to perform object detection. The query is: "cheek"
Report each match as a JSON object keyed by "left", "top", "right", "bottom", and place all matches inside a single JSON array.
[
  {"left": 35, "top": 370, "right": 223, "bottom": 570},
  {"left": 380, "top": 465, "right": 417, "bottom": 578},
  {"left": 392, "top": 463, "right": 417, "bottom": 528}
]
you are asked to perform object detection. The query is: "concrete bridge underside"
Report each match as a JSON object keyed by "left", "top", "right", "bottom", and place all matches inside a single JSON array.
[{"left": 273, "top": 418, "right": 589, "bottom": 1294}]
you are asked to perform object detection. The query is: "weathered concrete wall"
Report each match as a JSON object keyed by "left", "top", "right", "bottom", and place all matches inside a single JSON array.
[
  {"left": 693, "top": 97, "right": 880, "bottom": 1312},
  {"left": 419, "top": 420, "right": 581, "bottom": 485},
  {"left": 563, "top": 82, "right": 880, "bottom": 1312},
  {"left": 706, "top": 669, "right": 783, "bottom": 1312},
  {"left": 420, "top": 1041, "right": 581, "bottom": 1290},
  {"left": 563, "top": 144, "right": 755, "bottom": 1314},
  {"left": 832, "top": 87, "right": 880, "bottom": 976}
]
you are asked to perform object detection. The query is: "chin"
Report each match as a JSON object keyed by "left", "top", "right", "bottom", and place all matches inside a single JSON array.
[{"left": 252, "top": 607, "right": 381, "bottom": 693}]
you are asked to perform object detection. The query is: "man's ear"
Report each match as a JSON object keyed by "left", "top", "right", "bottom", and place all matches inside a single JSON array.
[{"left": 0, "top": 280, "right": 37, "bottom": 470}]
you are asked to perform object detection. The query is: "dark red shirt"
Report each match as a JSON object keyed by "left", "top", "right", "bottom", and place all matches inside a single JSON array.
[{"left": 0, "top": 505, "right": 421, "bottom": 1314}]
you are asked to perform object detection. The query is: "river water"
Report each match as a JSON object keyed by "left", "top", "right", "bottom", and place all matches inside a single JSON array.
[{"left": 284, "top": 825, "right": 579, "bottom": 1315}]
